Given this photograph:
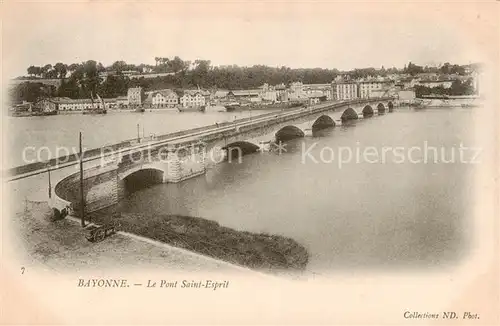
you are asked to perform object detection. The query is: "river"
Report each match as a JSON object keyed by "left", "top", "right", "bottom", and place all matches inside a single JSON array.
[{"left": 116, "top": 107, "right": 478, "bottom": 273}]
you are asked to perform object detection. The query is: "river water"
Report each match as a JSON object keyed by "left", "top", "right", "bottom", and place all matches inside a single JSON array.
[{"left": 117, "top": 107, "right": 477, "bottom": 273}]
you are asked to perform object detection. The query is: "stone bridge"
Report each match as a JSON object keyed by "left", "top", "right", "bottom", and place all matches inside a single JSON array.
[{"left": 44, "top": 98, "right": 394, "bottom": 217}]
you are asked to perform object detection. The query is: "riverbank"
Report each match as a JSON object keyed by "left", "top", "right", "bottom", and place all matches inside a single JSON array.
[
  {"left": 8, "top": 204, "right": 247, "bottom": 273},
  {"left": 91, "top": 211, "right": 309, "bottom": 272}
]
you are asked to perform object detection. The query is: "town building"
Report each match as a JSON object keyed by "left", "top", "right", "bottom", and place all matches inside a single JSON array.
[
  {"left": 179, "top": 90, "right": 206, "bottom": 107},
  {"left": 127, "top": 87, "right": 144, "bottom": 107},
  {"left": 52, "top": 97, "right": 106, "bottom": 111},
  {"left": 151, "top": 89, "right": 179, "bottom": 108},
  {"left": 258, "top": 83, "right": 278, "bottom": 102},
  {"left": 213, "top": 90, "right": 229, "bottom": 103},
  {"left": 416, "top": 80, "right": 454, "bottom": 88},
  {"left": 332, "top": 82, "right": 358, "bottom": 100},
  {"left": 287, "top": 82, "right": 309, "bottom": 102},
  {"left": 275, "top": 83, "right": 288, "bottom": 102},
  {"left": 227, "top": 89, "right": 261, "bottom": 102},
  {"left": 198, "top": 89, "right": 212, "bottom": 104},
  {"left": 358, "top": 80, "right": 394, "bottom": 98},
  {"left": 397, "top": 90, "right": 416, "bottom": 104},
  {"left": 308, "top": 96, "right": 322, "bottom": 105},
  {"left": 303, "top": 84, "right": 333, "bottom": 100},
  {"left": 34, "top": 98, "right": 58, "bottom": 112},
  {"left": 129, "top": 72, "right": 176, "bottom": 79}
]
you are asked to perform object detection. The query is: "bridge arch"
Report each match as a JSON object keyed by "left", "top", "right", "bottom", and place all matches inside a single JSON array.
[
  {"left": 341, "top": 107, "right": 359, "bottom": 122},
  {"left": 275, "top": 125, "right": 305, "bottom": 142},
  {"left": 377, "top": 103, "right": 386, "bottom": 114},
  {"left": 312, "top": 115, "right": 336, "bottom": 131},
  {"left": 120, "top": 168, "right": 164, "bottom": 195},
  {"left": 362, "top": 105, "right": 374, "bottom": 118},
  {"left": 222, "top": 141, "right": 260, "bottom": 160}
]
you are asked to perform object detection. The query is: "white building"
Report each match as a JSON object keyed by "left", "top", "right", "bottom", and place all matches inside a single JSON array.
[
  {"left": 127, "top": 87, "right": 144, "bottom": 106},
  {"left": 288, "top": 81, "right": 309, "bottom": 101},
  {"left": 397, "top": 90, "right": 416, "bottom": 104},
  {"left": 359, "top": 80, "right": 394, "bottom": 98},
  {"left": 259, "top": 83, "right": 278, "bottom": 102},
  {"left": 53, "top": 98, "right": 106, "bottom": 111},
  {"left": 303, "top": 84, "right": 333, "bottom": 100},
  {"left": 151, "top": 89, "right": 179, "bottom": 108},
  {"left": 227, "top": 90, "right": 261, "bottom": 102},
  {"left": 333, "top": 82, "right": 358, "bottom": 100},
  {"left": 179, "top": 90, "right": 206, "bottom": 107},
  {"left": 416, "top": 80, "right": 454, "bottom": 88}
]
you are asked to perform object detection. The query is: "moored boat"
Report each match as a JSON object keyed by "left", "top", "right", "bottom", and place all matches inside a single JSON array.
[
  {"left": 31, "top": 110, "right": 58, "bottom": 116},
  {"left": 178, "top": 105, "right": 205, "bottom": 112},
  {"left": 83, "top": 108, "right": 107, "bottom": 115}
]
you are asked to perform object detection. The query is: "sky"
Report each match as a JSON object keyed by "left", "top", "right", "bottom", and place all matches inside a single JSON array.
[{"left": 2, "top": 1, "right": 496, "bottom": 79}]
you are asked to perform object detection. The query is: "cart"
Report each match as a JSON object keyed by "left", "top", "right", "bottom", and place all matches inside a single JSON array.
[{"left": 85, "top": 222, "right": 118, "bottom": 242}]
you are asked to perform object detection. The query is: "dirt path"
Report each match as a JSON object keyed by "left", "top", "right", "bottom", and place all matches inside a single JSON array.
[{"left": 7, "top": 204, "right": 249, "bottom": 274}]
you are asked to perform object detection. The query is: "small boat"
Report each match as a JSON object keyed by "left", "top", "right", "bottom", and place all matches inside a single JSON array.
[
  {"left": 9, "top": 111, "right": 32, "bottom": 117},
  {"left": 31, "top": 110, "right": 58, "bottom": 116},
  {"left": 9, "top": 110, "right": 58, "bottom": 117},
  {"left": 178, "top": 105, "right": 205, "bottom": 112},
  {"left": 83, "top": 108, "right": 107, "bottom": 115}
]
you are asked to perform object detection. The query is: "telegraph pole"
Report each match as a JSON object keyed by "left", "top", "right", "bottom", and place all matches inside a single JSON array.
[
  {"left": 79, "top": 132, "right": 85, "bottom": 227},
  {"left": 47, "top": 165, "right": 52, "bottom": 199}
]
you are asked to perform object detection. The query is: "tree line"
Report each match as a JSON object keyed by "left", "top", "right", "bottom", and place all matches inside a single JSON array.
[
  {"left": 11, "top": 58, "right": 477, "bottom": 104},
  {"left": 403, "top": 61, "right": 470, "bottom": 76},
  {"left": 414, "top": 79, "right": 476, "bottom": 98}
]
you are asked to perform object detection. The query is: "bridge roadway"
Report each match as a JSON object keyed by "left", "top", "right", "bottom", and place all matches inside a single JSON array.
[
  {"left": 6, "top": 97, "right": 394, "bottom": 216},
  {"left": 7, "top": 97, "right": 392, "bottom": 182}
]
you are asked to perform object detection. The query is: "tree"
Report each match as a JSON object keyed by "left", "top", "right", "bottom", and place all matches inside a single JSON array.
[
  {"left": 41, "top": 64, "right": 53, "bottom": 78},
  {"left": 33, "top": 66, "right": 42, "bottom": 78},
  {"left": 97, "top": 62, "right": 106, "bottom": 73},
  {"left": 68, "top": 63, "right": 81, "bottom": 73},
  {"left": 9, "top": 82, "right": 56, "bottom": 104},
  {"left": 45, "top": 69, "right": 58, "bottom": 79},
  {"left": 170, "top": 56, "right": 185, "bottom": 73},
  {"left": 111, "top": 60, "right": 127, "bottom": 72},
  {"left": 27, "top": 66, "right": 37, "bottom": 77},
  {"left": 405, "top": 61, "right": 423, "bottom": 76},
  {"left": 440, "top": 62, "right": 450, "bottom": 75},
  {"left": 54, "top": 62, "right": 68, "bottom": 79}
]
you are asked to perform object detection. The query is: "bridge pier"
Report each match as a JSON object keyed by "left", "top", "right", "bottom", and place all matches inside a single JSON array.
[
  {"left": 303, "top": 128, "right": 313, "bottom": 137},
  {"left": 164, "top": 152, "right": 181, "bottom": 183},
  {"left": 258, "top": 140, "right": 272, "bottom": 152},
  {"left": 163, "top": 151, "right": 206, "bottom": 183}
]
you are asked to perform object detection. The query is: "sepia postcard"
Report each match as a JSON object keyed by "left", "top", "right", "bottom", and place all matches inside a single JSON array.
[{"left": 1, "top": 1, "right": 499, "bottom": 324}]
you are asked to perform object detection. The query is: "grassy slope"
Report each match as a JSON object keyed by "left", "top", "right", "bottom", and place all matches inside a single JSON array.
[{"left": 91, "top": 211, "right": 309, "bottom": 272}]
